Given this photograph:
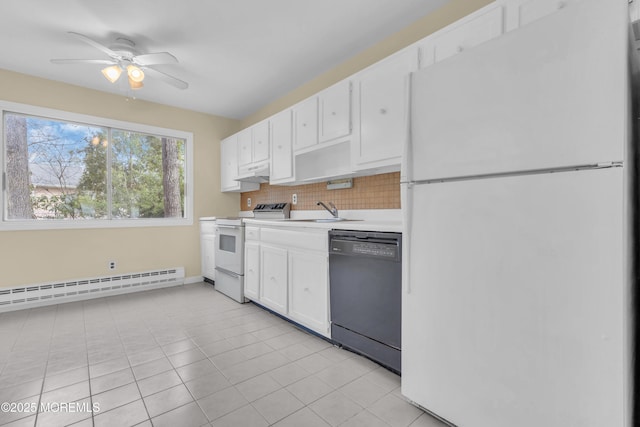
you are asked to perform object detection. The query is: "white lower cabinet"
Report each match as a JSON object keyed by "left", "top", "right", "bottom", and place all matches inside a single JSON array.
[
  {"left": 260, "top": 244, "right": 288, "bottom": 315},
  {"left": 288, "top": 249, "right": 329, "bottom": 335},
  {"left": 243, "top": 224, "right": 330, "bottom": 337},
  {"left": 201, "top": 234, "right": 216, "bottom": 281},
  {"left": 244, "top": 241, "right": 260, "bottom": 300}
]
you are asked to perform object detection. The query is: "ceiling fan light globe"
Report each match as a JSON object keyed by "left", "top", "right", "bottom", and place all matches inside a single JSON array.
[
  {"left": 127, "top": 65, "right": 144, "bottom": 83},
  {"left": 128, "top": 77, "right": 144, "bottom": 90},
  {"left": 101, "top": 65, "right": 122, "bottom": 83}
]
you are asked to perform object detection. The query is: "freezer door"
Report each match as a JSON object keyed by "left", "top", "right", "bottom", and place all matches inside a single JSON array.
[
  {"left": 409, "top": 0, "right": 627, "bottom": 182},
  {"left": 401, "top": 168, "right": 627, "bottom": 427}
]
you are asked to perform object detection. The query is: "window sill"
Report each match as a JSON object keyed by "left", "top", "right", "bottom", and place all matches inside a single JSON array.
[{"left": 0, "top": 217, "right": 193, "bottom": 231}]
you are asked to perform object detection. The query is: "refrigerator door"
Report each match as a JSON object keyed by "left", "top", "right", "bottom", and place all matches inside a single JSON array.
[
  {"left": 409, "top": 0, "right": 627, "bottom": 182},
  {"left": 402, "top": 167, "right": 626, "bottom": 427}
]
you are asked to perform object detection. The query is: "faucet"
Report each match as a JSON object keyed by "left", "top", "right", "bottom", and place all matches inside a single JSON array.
[{"left": 317, "top": 201, "right": 339, "bottom": 218}]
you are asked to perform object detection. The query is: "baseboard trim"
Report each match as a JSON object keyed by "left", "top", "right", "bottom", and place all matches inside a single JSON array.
[{"left": 184, "top": 275, "right": 205, "bottom": 285}]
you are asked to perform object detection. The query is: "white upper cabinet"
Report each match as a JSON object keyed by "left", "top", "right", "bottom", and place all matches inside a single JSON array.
[
  {"left": 353, "top": 48, "right": 417, "bottom": 171},
  {"left": 319, "top": 80, "right": 352, "bottom": 143},
  {"left": 270, "top": 109, "right": 294, "bottom": 184},
  {"left": 237, "top": 128, "right": 252, "bottom": 166},
  {"left": 419, "top": 6, "right": 504, "bottom": 68},
  {"left": 293, "top": 97, "right": 319, "bottom": 151},
  {"left": 238, "top": 120, "right": 269, "bottom": 167},
  {"left": 504, "top": 0, "right": 580, "bottom": 31},
  {"left": 220, "top": 134, "right": 259, "bottom": 193},
  {"left": 253, "top": 120, "right": 269, "bottom": 162},
  {"left": 220, "top": 135, "right": 238, "bottom": 192}
]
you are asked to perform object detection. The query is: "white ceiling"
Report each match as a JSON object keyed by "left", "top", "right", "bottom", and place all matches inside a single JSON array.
[{"left": 0, "top": 0, "right": 448, "bottom": 119}]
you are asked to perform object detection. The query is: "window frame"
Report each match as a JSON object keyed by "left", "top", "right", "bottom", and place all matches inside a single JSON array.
[{"left": 1, "top": 100, "right": 194, "bottom": 231}]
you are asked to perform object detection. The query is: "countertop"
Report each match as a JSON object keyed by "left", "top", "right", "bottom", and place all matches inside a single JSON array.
[{"left": 243, "top": 209, "right": 403, "bottom": 233}]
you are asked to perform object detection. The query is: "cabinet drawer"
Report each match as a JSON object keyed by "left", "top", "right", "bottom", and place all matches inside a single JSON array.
[
  {"left": 245, "top": 226, "right": 260, "bottom": 241},
  {"left": 200, "top": 221, "right": 216, "bottom": 235},
  {"left": 260, "top": 227, "right": 327, "bottom": 252}
]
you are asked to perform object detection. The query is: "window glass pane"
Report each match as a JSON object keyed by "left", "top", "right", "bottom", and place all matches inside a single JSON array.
[
  {"left": 110, "top": 130, "right": 185, "bottom": 219},
  {"left": 4, "top": 112, "right": 107, "bottom": 220}
]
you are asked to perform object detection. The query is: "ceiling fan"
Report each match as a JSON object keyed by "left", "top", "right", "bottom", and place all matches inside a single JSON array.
[{"left": 50, "top": 32, "right": 188, "bottom": 90}]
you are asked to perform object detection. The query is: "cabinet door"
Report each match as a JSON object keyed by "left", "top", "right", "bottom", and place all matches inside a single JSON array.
[
  {"left": 288, "top": 249, "right": 329, "bottom": 337},
  {"left": 237, "top": 128, "right": 253, "bottom": 166},
  {"left": 252, "top": 120, "right": 270, "bottom": 162},
  {"left": 293, "top": 97, "right": 318, "bottom": 151},
  {"left": 270, "top": 109, "right": 294, "bottom": 183},
  {"left": 244, "top": 241, "right": 260, "bottom": 301},
  {"left": 355, "top": 49, "right": 417, "bottom": 169},
  {"left": 260, "top": 245, "right": 288, "bottom": 314},
  {"left": 220, "top": 135, "right": 240, "bottom": 192},
  {"left": 319, "top": 80, "right": 351, "bottom": 143},
  {"left": 201, "top": 234, "right": 216, "bottom": 280},
  {"left": 505, "top": 0, "right": 578, "bottom": 31},
  {"left": 419, "top": 6, "right": 503, "bottom": 68}
]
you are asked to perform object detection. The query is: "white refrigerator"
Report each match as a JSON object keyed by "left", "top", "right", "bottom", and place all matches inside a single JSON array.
[{"left": 401, "top": 1, "right": 634, "bottom": 426}]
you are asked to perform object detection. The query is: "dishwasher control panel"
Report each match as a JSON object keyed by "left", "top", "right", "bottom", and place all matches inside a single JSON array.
[
  {"left": 329, "top": 233, "right": 401, "bottom": 261},
  {"left": 351, "top": 243, "right": 397, "bottom": 258}
]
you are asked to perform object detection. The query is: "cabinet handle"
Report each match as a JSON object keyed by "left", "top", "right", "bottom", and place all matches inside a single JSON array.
[
  {"left": 331, "top": 112, "right": 336, "bottom": 116},
  {"left": 379, "top": 108, "right": 387, "bottom": 115},
  {"left": 304, "top": 287, "right": 310, "bottom": 292},
  {"left": 270, "top": 276, "right": 276, "bottom": 281},
  {"left": 302, "top": 123, "right": 307, "bottom": 127}
]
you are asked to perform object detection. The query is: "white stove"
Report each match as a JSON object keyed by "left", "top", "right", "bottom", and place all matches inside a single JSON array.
[
  {"left": 213, "top": 203, "right": 290, "bottom": 303},
  {"left": 214, "top": 217, "right": 246, "bottom": 302}
]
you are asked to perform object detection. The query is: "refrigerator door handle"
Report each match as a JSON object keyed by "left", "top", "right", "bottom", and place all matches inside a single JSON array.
[
  {"left": 400, "top": 74, "right": 413, "bottom": 183},
  {"left": 402, "top": 182, "right": 413, "bottom": 294}
]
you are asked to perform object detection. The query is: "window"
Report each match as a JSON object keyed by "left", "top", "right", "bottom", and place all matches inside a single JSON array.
[{"left": 1, "top": 101, "right": 193, "bottom": 230}]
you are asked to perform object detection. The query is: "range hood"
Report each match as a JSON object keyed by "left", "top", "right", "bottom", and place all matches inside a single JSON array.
[{"left": 235, "top": 161, "right": 270, "bottom": 183}]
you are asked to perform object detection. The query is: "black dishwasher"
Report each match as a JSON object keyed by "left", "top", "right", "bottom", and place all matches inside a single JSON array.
[{"left": 329, "top": 230, "right": 402, "bottom": 373}]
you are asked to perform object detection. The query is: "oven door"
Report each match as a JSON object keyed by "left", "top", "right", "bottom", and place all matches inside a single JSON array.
[{"left": 215, "top": 224, "right": 244, "bottom": 274}]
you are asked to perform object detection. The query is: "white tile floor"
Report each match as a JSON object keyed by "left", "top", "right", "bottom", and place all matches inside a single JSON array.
[{"left": 0, "top": 283, "right": 447, "bottom": 427}]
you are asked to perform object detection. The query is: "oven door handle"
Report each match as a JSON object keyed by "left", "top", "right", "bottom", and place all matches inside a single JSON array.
[
  {"left": 216, "top": 224, "right": 240, "bottom": 229},
  {"left": 215, "top": 267, "right": 241, "bottom": 278}
]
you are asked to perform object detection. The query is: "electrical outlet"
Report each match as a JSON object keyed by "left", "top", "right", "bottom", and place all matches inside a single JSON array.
[
  {"left": 108, "top": 261, "right": 116, "bottom": 270},
  {"left": 292, "top": 194, "right": 298, "bottom": 205},
  {"left": 247, "top": 197, "right": 252, "bottom": 207}
]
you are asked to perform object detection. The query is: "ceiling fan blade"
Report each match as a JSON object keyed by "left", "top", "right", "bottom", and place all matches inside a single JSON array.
[
  {"left": 134, "top": 52, "right": 178, "bottom": 66},
  {"left": 143, "top": 67, "right": 189, "bottom": 90},
  {"left": 68, "top": 32, "right": 118, "bottom": 58},
  {"left": 50, "top": 58, "right": 116, "bottom": 65}
]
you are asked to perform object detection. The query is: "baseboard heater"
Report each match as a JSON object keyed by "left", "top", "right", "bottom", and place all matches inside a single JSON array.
[{"left": 0, "top": 267, "right": 185, "bottom": 312}]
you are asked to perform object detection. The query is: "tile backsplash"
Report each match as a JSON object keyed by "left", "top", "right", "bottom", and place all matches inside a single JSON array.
[{"left": 240, "top": 172, "right": 400, "bottom": 211}]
